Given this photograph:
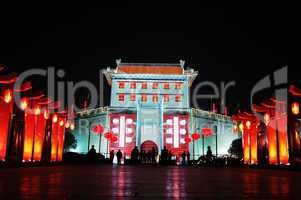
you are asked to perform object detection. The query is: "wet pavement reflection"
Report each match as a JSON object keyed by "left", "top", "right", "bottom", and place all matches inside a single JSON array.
[{"left": 0, "top": 165, "right": 300, "bottom": 199}]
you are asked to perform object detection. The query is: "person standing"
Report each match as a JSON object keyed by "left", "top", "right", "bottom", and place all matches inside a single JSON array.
[
  {"left": 109, "top": 150, "right": 115, "bottom": 164},
  {"left": 181, "top": 151, "right": 186, "bottom": 165},
  {"left": 116, "top": 150, "right": 123, "bottom": 165}
]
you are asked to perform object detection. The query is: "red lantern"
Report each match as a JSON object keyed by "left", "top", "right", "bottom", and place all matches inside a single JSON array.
[
  {"left": 292, "top": 102, "right": 300, "bottom": 115},
  {"left": 104, "top": 132, "right": 112, "bottom": 139},
  {"left": 92, "top": 124, "right": 104, "bottom": 135},
  {"left": 110, "top": 134, "right": 118, "bottom": 143},
  {"left": 184, "top": 136, "right": 192, "bottom": 143},
  {"left": 191, "top": 132, "right": 201, "bottom": 140},
  {"left": 202, "top": 128, "right": 212, "bottom": 137}
]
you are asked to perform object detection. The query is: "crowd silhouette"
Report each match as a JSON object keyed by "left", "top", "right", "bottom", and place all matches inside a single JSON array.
[{"left": 87, "top": 145, "right": 215, "bottom": 165}]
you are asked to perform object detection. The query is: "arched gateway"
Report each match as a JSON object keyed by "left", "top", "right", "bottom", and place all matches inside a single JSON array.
[{"left": 140, "top": 140, "right": 158, "bottom": 154}]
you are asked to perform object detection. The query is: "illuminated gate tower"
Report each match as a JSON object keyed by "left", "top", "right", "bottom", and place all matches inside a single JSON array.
[
  {"left": 72, "top": 60, "right": 237, "bottom": 159},
  {"left": 103, "top": 60, "right": 197, "bottom": 156}
]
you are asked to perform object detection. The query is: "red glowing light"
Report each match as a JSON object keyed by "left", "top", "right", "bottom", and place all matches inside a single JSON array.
[
  {"left": 202, "top": 128, "right": 212, "bottom": 137},
  {"left": 110, "top": 134, "right": 118, "bottom": 142},
  {"left": 104, "top": 132, "right": 113, "bottom": 139},
  {"left": 70, "top": 123, "right": 75, "bottom": 130},
  {"left": 43, "top": 110, "right": 49, "bottom": 119},
  {"left": 292, "top": 102, "right": 300, "bottom": 115},
  {"left": 20, "top": 97, "right": 29, "bottom": 110},
  {"left": 233, "top": 124, "right": 238, "bottom": 133},
  {"left": 191, "top": 132, "right": 201, "bottom": 140},
  {"left": 184, "top": 136, "right": 192, "bottom": 143},
  {"left": 263, "top": 113, "right": 270, "bottom": 126},
  {"left": 246, "top": 121, "right": 251, "bottom": 129},
  {"left": 34, "top": 106, "right": 41, "bottom": 115},
  {"left": 59, "top": 119, "right": 64, "bottom": 127},
  {"left": 52, "top": 114, "right": 58, "bottom": 123},
  {"left": 65, "top": 121, "right": 70, "bottom": 128},
  {"left": 92, "top": 124, "right": 104, "bottom": 134},
  {"left": 3, "top": 89, "right": 12, "bottom": 103}
]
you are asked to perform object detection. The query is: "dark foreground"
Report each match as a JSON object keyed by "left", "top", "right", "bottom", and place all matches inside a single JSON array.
[{"left": 0, "top": 165, "right": 300, "bottom": 200}]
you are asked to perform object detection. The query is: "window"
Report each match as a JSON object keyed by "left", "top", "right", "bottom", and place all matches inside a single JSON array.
[
  {"left": 152, "top": 82, "right": 158, "bottom": 89},
  {"left": 130, "top": 94, "right": 136, "bottom": 101},
  {"left": 141, "top": 94, "right": 147, "bottom": 102},
  {"left": 163, "top": 83, "right": 169, "bottom": 89},
  {"left": 119, "top": 82, "right": 125, "bottom": 89},
  {"left": 152, "top": 94, "right": 158, "bottom": 102},
  {"left": 130, "top": 82, "right": 136, "bottom": 89},
  {"left": 175, "top": 95, "right": 182, "bottom": 102},
  {"left": 141, "top": 82, "right": 147, "bottom": 89},
  {"left": 175, "top": 82, "right": 182, "bottom": 89},
  {"left": 163, "top": 94, "right": 169, "bottom": 102},
  {"left": 118, "top": 94, "right": 125, "bottom": 101}
]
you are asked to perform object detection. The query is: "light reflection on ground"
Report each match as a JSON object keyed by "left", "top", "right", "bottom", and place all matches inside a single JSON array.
[{"left": 0, "top": 165, "right": 300, "bottom": 199}]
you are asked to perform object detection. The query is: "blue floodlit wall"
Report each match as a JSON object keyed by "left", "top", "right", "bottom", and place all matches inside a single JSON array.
[
  {"left": 70, "top": 107, "right": 239, "bottom": 159},
  {"left": 110, "top": 74, "right": 190, "bottom": 109},
  {"left": 71, "top": 110, "right": 109, "bottom": 154}
]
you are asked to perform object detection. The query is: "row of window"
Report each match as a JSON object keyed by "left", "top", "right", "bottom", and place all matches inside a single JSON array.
[
  {"left": 118, "top": 94, "right": 182, "bottom": 102},
  {"left": 118, "top": 82, "right": 183, "bottom": 90}
]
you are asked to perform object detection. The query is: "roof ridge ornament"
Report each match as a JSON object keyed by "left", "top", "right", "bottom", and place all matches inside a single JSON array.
[
  {"left": 179, "top": 60, "right": 185, "bottom": 68},
  {"left": 116, "top": 59, "right": 121, "bottom": 66}
]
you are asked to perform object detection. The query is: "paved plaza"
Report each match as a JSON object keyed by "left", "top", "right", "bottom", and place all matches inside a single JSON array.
[{"left": 0, "top": 165, "right": 300, "bottom": 199}]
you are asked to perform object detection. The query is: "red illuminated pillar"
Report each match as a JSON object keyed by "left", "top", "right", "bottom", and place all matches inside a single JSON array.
[
  {"left": 242, "top": 123, "right": 250, "bottom": 165},
  {"left": 33, "top": 114, "right": 46, "bottom": 161},
  {"left": 266, "top": 119, "right": 278, "bottom": 165},
  {"left": 51, "top": 114, "right": 59, "bottom": 161},
  {"left": 250, "top": 123, "right": 258, "bottom": 164},
  {"left": 276, "top": 113, "right": 289, "bottom": 164},
  {"left": 22, "top": 113, "right": 35, "bottom": 161},
  {"left": 57, "top": 117, "right": 65, "bottom": 161},
  {"left": 0, "top": 89, "right": 14, "bottom": 161}
]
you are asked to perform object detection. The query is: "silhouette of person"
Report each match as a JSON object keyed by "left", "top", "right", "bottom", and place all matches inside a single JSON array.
[
  {"left": 116, "top": 150, "right": 123, "bottom": 165},
  {"left": 206, "top": 146, "right": 213, "bottom": 159},
  {"left": 187, "top": 151, "right": 190, "bottom": 164},
  {"left": 109, "top": 150, "right": 115, "bottom": 164},
  {"left": 181, "top": 151, "right": 186, "bottom": 165},
  {"left": 131, "top": 146, "right": 139, "bottom": 164},
  {"left": 88, "top": 145, "right": 97, "bottom": 163},
  {"left": 151, "top": 147, "right": 157, "bottom": 164}
]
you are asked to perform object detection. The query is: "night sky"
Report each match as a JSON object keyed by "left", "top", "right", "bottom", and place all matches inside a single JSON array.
[{"left": 0, "top": 2, "right": 290, "bottom": 113}]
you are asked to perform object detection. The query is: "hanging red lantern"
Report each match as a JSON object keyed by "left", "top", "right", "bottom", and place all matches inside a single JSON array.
[
  {"left": 191, "top": 132, "right": 201, "bottom": 140},
  {"left": 3, "top": 89, "right": 12, "bottom": 103},
  {"left": 184, "top": 136, "right": 192, "bottom": 143},
  {"left": 110, "top": 134, "right": 118, "bottom": 143},
  {"left": 202, "top": 128, "right": 212, "bottom": 137},
  {"left": 20, "top": 97, "right": 29, "bottom": 110},
  {"left": 263, "top": 113, "right": 270, "bottom": 126},
  {"left": 92, "top": 124, "right": 104, "bottom": 135},
  {"left": 104, "top": 132, "right": 113, "bottom": 139},
  {"left": 292, "top": 102, "right": 300, "bottom": 115}
]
